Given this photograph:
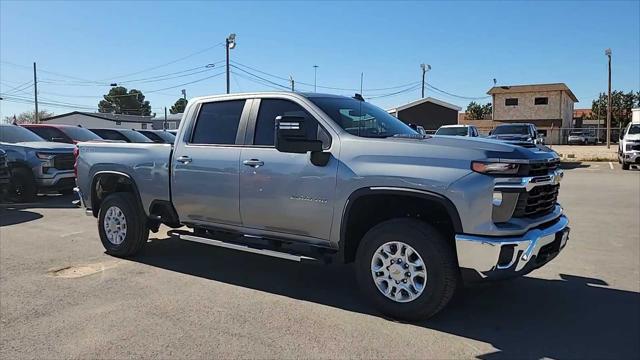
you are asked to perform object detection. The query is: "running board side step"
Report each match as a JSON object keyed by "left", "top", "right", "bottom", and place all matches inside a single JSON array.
[{"left": 174, "top": 232, "right": 319, "bottom": 263}]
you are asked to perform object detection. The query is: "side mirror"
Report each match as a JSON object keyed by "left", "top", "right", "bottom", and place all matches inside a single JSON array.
[
  {"left": 275, "top": 115, "right": 323, "bottom": 154},
  {"left": 619, "top": 132, "right": 624, "bottom": 140},
  {"left": 488, "top": 130, "right": 493, "bottom": 135}
]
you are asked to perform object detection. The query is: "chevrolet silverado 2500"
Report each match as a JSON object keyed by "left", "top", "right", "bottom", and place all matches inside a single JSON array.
[{"left": 75, "top": 92, "right": 569, "bottom": 320}]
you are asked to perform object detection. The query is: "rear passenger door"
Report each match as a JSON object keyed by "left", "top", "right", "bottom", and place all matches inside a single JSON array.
[
  {"left": 171, "top": 99, "right": 251, "bottom": 228},
  {"left": 238, "top": 97, "right": 338, "bottom": 242}
]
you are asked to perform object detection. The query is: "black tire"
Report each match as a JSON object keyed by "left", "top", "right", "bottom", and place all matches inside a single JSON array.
[
  {"left": 98, "top": 192, "right": 149, "bottom": 257},
  {"left": 355, "top": 218, "right": 458, "bottom": 321},
  {"left": 7, "top": 167, "right": 37, "bottom": 203},
  {"left": 622, "top": 162, "right": 630, "bottom": 170}
]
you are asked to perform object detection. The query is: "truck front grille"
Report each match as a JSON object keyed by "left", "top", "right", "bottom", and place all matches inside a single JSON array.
[
  {"left": 513, "top": 184, "right": 559, "bottom": 218},
  {"left": 519, "top": 160, "right": 560, "bottom": 177},
  {"left": 53, "top": 154, "right": 75, "bottom": 170},
  {"left": 626, "top": 144, "right": 640, "bottom": 151}
]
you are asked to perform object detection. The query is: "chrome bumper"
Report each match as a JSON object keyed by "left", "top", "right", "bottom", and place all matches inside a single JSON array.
[
  {"left": 73, "top": 187, "right": 93, "bottom": 216},
  {"left": 456, "top": 215, "right": 569, "bottom": 281},
  {"left": 623, "top": 151, "right": 640, "bottom": 163}
]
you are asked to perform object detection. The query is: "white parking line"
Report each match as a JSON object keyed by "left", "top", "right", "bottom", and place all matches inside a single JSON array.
[{"left": 609, "top": 162, "right": 614, "bottom": 170}]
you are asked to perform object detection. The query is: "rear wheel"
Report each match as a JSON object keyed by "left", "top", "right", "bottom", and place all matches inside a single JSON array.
[
  {"left": 98, "top": 192, "right": 148, "bottom": 257},
  {"left": 7, "top": 167, "right": 36, "bottom": 203},
  {"left": 355, "top": 218, "right": 458, "bottom": 321}
]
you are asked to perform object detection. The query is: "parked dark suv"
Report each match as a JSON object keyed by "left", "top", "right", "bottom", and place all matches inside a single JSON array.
[
  {"left": 89, "top": 128, "right": 153, "bottom": 143},
  {"left": 22, "top": 124, "right": 103, "bottom": 144},
  {"left": 137, "top": 130, "right": 176, "bottom": 144}
]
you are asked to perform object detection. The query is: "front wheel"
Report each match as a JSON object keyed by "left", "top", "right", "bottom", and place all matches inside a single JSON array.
[
  {"left": 355, "top": 218, "right": 458, "bottom": 321},
  {"left": 98, "top": 192, "right": 149, "bottom": 257},
  {"left": 7, "top": 167, "right": 37, "bottom": 203},
  {"left": 622, "top": 162, "right": 630, "bottom": 170}
]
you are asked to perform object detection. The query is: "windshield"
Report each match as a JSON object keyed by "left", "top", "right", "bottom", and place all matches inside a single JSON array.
[
  {"left": 569, "top": 131, "right": 583, "bottom": 136},
  {"left": 308, "top": 97, "right": 416, "bottom": 138},
  {"left": 629, "top": 124, "right": 640, "bottom": 135},
  {"left": 492, "top": 125, "right": 529, "bottom": 135},
  {"left": 154, "top": 131, "right": 176, "bottom": 143},
  {"left": 436, "top": 127, "right": 468, "bottom": 136},
  {"left": 120, "top": 129, "right": 153, "bottom": 143},
  {"left": 0, "top": 125, "right": 46, "bottom": 143},
  {"left": 61, "top": 126, "right": 102, "bottom": 141}
]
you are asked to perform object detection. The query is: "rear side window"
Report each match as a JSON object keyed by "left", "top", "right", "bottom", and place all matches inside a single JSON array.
[
  {"left": 254, "top": 99, "right": 311, "bottom": 146},
  {"left": 26, "top": 127, "right": 70, "bottom": 143},
  {"left": 191, "top": 100, "right": 245, "bottom": 145}
]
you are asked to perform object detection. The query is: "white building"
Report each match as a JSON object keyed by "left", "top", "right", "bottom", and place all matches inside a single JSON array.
[{"left": 42, "top": 111, "right": 154, "bottom": 129}]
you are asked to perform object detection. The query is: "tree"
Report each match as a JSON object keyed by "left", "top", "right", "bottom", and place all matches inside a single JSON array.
[
  {"left": 587, "top": 91, "right": 640, "bottom": 128},
  {"left": 170, "top": 98, "right": 188, "bottom": 114},
  {"left": 3, "top": 110, "right": 54, "bottom": 124},
  {"left": 465, "top": 101, "right": 492, "bottom": 120},
  {"left": 98, "top": 86, "right": 152, "bottom": 116}
]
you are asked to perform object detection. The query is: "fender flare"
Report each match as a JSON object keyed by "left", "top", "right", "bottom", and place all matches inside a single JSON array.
[
  {"left": 90, "top": 170, "right": 145, "bottom": 218},
  {"left": 338, "top": 186, "right": 463, "bottom": 261}
]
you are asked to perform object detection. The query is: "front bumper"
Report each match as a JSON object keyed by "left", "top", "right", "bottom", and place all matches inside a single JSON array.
[
  {"left": 36, "top": 170, "right": 75, "bottom": 189},
  {"left": 456, "top": 214, "right": 569, "bottom": 282},
  {"left": 623, "top": 151, "right": 640, "bottom": 164}
]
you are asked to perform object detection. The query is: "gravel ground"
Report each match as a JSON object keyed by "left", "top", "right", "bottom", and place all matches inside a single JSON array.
[{"left": 1, "top": 162, "right": 638, "bottom": 359}]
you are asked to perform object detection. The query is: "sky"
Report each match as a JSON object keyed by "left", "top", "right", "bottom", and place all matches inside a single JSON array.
[{"left": 1, "top": 0, "right": 639, "bottom": 120}]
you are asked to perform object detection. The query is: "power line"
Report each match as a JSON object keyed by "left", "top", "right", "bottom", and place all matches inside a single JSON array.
[
  {"left": 1, "top": 80, "right": 34, "bottom": 95},
  {"left": 99, "top": 42, "right": 225, "bottom": 81},
  {"left": 366, "top": 83, "right": 422, "bottom": 100},
  {"left": 426, "top": 84, "right": 490, "bottom": 100},
  {"left": 230, "top": 65, "right": 290, "bottom": 90},
  {"left": 146, "top": 70, "right": 226, "bottom": 93},
  {"left": 233, "top": 71, "right": 291, "bottom": 91},
  {"left": 231, "top": 60, "right": 421, "bottom": 92}
]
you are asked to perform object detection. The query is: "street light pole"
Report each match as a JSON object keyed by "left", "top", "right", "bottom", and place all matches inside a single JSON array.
[
  {"left": 313, "top": 65, "right": 319, "bottom": 92},
  {"left": 226, "top": 33, "right": 236, "bottom": 94},
  {"left": 33, "top": 62, "right": 39, "bottom": 124},
  {"left": 605, "top": 48, "right": 612, "bottom": 149},
  {"left": 420, "top": 64, "right": 430, "bottom": 98}
]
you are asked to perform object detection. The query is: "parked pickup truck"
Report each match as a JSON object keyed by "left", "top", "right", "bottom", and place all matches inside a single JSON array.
[
  {"left": 0, "top": 124, "right": 76, "bottom": 202},
  {"left": 75, "top": 92, "right": 569, "bottom": 320}
]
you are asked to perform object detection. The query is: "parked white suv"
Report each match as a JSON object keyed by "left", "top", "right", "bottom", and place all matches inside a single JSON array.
[
  {"left": 618, "top": 122, "right": 640, "bottom": 170},
  {"left": 435, "top": 125, "right": 479, "bottom": 137}
]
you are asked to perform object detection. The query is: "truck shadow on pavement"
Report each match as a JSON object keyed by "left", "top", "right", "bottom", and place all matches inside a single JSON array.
[
  {"left": 0, "top": 194, "right": 75, "bottom": 226},
  {"left": 137, "top": 236, "right": 639, "bottom": 360}
]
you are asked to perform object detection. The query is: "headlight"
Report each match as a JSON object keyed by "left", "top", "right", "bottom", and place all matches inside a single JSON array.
[
  {"left": 471, "top": 161, "right": 519, "bottom": 175},
  {"left": 36, "top": 152, "right": 55, "bottom": 167}
]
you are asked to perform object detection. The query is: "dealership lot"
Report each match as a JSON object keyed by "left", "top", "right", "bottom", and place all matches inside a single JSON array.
[{"left": 0, "top": 163, "right": 638, "bottom": 359}]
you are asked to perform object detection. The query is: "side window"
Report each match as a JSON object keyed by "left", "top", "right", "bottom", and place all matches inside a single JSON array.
[
  {"left": 29, "top": 127, "right": 69, "bottom": 142},
  {"left": 93, "top": 129, "right": 128, "bottom": 142},
  {"left": 254, "top": 98, "right": 330, "bottom": 148},
  {"left": 191, "top": 100, "right": 245, "bottom": 145}
]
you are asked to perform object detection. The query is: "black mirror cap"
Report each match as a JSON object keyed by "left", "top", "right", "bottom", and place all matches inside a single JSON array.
[{"left": 275, "top": 115, "right": 323, "bottom": 154}]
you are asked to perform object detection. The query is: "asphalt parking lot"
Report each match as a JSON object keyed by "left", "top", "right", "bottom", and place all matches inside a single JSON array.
[{"left": 1, "top": 162, "right": 639, "bottom": 359}]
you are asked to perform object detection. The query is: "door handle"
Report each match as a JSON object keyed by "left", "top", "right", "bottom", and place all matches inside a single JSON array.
[
  {"left": 176, "top": 155, "right": 192, "bottom": 164},
  {"left": 243, "top": 159, "right": 264, "bottom": 168}
]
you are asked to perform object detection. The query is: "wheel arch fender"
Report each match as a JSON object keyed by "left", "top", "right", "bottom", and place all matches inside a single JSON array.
[
  {"left": 90, "top": 170, "right": 145, "bottom": 218},
  {"left": 338, "top": 187, "right": 463, "bottom": 263}
]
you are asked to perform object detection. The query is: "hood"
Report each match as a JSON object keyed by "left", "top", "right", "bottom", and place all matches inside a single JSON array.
[
  {"left": 488, "top": 134, "right": 532, "bottom": 141},
  {"left": 348, "top": 134, "right": 558, "bottom": 163},
  {"left": 13, "top": 141, "right": 76, "bottom": 152},
  {"left": 624, "top": 134, "right": 640, "bottom": 141}
]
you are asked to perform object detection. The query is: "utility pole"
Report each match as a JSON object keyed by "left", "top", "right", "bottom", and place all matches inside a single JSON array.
[
  {"left": 33, "top": 62, "right": 39, "bottom": 124},
  {"left": 289, "top": 75, "right": 295, "bottom": 92},
  {"left": 605, "top": 48, "right": 612, "bottom": 149},
  {"left": 225, "top": 33, "right": 236, "bottom": 94},
  {"left": 181, "top": 89, "right": 186, "bottom": 100},
  {"left": 313, "top": 65, "right": 319, "bottom": 92},
  {"left": 164, "top": 107, "right": 167, "bottom": 130},
  {"left": 420, "top": 63, "right": 431, "bottom": 98}
]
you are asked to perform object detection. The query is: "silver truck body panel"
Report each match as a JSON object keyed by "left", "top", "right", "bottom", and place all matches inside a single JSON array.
[{"left": 76, "top": 92, "right": 569, "bottom": 279}]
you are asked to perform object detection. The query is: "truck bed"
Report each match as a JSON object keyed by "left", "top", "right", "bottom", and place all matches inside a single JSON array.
[{"left": 76, "top": 142, "right": 173, "bottom": 213}]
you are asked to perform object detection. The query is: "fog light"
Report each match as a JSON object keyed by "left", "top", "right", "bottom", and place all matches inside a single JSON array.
[{"left": 492, "top": 191, "right": 503, "bottom": 206}]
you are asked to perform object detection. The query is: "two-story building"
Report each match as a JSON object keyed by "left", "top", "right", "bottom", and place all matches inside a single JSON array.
[{"left": 488, "top": 83, "right": 578, "bottom": 144}]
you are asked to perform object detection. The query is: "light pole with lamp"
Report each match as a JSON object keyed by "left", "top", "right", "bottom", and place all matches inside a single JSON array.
[{"left": 226, "top": 33, "right": 236, "bottom": 94}]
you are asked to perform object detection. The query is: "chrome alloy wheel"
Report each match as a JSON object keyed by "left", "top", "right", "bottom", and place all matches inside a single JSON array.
[
  {"left": 371, "top": 241, "right": 427, "bottom": 303},
  {"left": 103, "top": 206, "right": 127, "bottom": 245}
]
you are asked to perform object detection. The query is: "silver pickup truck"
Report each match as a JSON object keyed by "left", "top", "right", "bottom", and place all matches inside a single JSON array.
[{"left": 75, "top": 92, "right": 569, "bottom": 320}]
